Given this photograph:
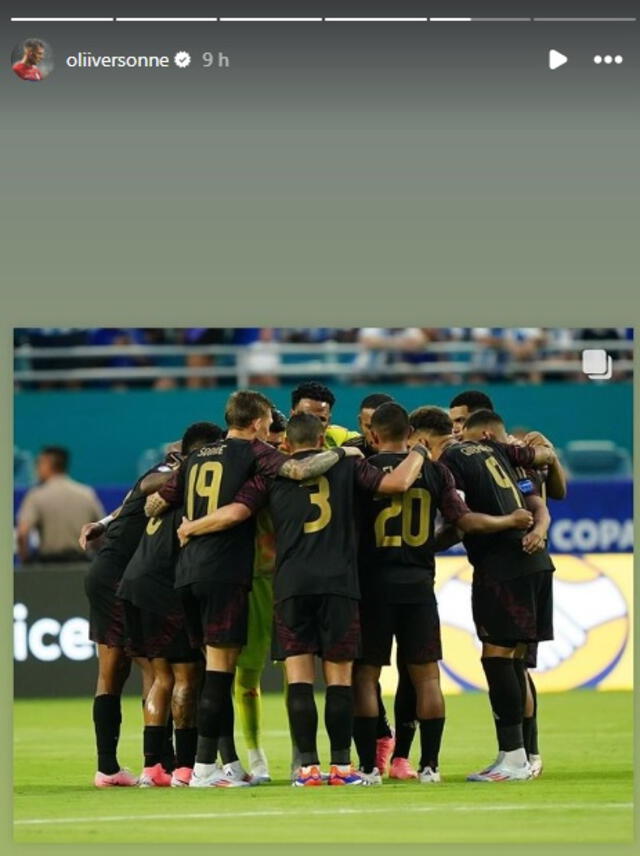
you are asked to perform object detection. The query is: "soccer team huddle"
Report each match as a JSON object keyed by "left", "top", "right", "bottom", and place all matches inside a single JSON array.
[{"left": 81, "top": 382, "right": 566, "bottom": 789}]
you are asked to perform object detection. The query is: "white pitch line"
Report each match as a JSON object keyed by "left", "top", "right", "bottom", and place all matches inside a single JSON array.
[{"left": 15, "top": 802, "right": 633, "bottom": 827}]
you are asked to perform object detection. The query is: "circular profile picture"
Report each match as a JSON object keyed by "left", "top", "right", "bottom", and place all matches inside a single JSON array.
[{"left": 11, "top": 38, "right": 54, "bottom": 81}]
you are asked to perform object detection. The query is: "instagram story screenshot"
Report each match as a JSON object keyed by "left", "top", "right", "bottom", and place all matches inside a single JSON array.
[{"left": 3, "top": 1, "right": 637, "bottom": 852}]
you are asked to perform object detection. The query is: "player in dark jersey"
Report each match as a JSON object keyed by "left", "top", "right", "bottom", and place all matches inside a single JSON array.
[
  {"left": 81, "top": 422, "right": 222, "bottom": 788},
  {"left": 116, "top": 425, "right": 219, "bottom": 788},
  {"left": 440, "top": 409, "right": 557, "bottom": 782},
  {"left": 118, "top": 506, "right": 199, "bottom": 788},
  {"left": 448, "top": 391, "right": 568, "bottom": 777},
  {"left": 463, "top": 412, "right": 567, "bottom": 779},
  {"left": 353, "top": 404, "right": 534, "bottom": 784},
  {"left": 342, "top": 393, "right": 413, "bottom": 776},
  {"left": 178, "top": 412, "right": 432, "bottom": 787},
  {"left": 146, "top": 390, "right": 359, "bottom": 788}
]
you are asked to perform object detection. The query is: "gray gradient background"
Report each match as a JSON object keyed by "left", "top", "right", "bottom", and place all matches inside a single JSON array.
[
  {"left": 3, "top": 12, "right": 638, "bottom": 315},
  {"left": 3, "top": 6, "right": 639, "bottom": 856}
]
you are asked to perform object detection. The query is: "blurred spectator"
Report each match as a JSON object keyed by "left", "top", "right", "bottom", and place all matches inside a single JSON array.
[
  {"left": 238, "top": 328, "right": 281, "bottom": 387},
  {"left": 183, "top": 328, "right": 231, "bottom": 389},
  {"left": 470, "top": 328, "right": 546, "bottom": 383},
  {"left": 16, "top": 446, "right": 104, "bottom": 564}
]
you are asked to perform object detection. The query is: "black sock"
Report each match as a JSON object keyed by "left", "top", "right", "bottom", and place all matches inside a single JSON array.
[
  {"left": 162, "top": 713, "right": 175, "bottom": 771},
  {"left": 219, "top": 735, "right": 239, "bottom": 765},
  {"left": 525, "top": 672, "right": 539, "bottom": 755},
  {"left": 287, "top": 683, "right": 319, "bottom": 766},
  {"left": 481, "top": 657, "right": 524, "bottom": 752},
  {"left": 325, "top": 685, "right": 353, "bottom": 766},
  {"left": 143, "top": 725, "right": 167, "bottom": 768},
  {"left": 195, "top": 670, "right": 234, "bottom": 764},
  {"left": 418, "top": 718, "right": 445, "bottom": 771},
  {"left": 393, "top": 666, "right": 417, "bottom": 759},
  {"left": 93, "top": 694, "right": 122, "bottom": 775},
  {"left": 175, "top": 727, "right": 198, "bottom": 769},
  {"left": 375, "top": 682, "right": 393, "bottom": 739},
  {"left": 353, "top": 716, "right": 378, "bottom": 773}
]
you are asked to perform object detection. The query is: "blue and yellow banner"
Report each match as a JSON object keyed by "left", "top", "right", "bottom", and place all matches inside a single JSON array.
[{"left": 381, "top": 554, "right": 633, "bottom": 695}]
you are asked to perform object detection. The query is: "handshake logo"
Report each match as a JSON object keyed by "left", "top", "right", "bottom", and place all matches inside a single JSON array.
[{"left": 437, "top": 559, "right": 629, "bottom": 691}]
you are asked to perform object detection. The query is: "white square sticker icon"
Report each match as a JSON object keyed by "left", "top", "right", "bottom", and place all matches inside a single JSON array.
[{"left": 582, "top": 349, "right": 612, "bottom": 379}]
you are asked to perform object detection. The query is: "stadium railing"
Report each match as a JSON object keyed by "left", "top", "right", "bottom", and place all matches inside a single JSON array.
[{"left": 13, "top": 338, "right": 634, "bottom": 387}]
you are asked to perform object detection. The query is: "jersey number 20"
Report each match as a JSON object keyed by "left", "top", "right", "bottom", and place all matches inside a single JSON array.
[{"left": 375, "top": 488, "right": 431, "bottom": 548}]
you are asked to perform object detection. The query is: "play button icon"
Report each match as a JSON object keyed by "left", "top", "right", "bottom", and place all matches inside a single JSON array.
[{"left": 549, "top": 49, "right": 568, "bottom": 70}]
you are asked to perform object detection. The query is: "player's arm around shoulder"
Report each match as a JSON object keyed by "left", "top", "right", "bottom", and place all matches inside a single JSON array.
[
  {"left": 177, "top": 475, "right": 268, "bottom": 546},
  {"left": 521, "top": 493, "right": 551, "bottom": 554},
  {"left": 524, "top": 430, "right": 568, "bottom": 500},
  {"left": 434, "top": 460, "right": 533, "bottom": 536},
  {"left": 277, "top": 445, "right": 362, "bottom": 481},
  {"left": 375, "top": 443, "right": 430, "bottom": 494}
]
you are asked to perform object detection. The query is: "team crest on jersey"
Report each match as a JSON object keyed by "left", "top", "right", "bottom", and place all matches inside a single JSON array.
[{"left": 436, "top": 557, "right": 630, "bottom": 692}]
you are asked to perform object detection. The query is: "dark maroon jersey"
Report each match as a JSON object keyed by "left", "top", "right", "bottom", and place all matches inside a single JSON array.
[
  {"left": 440, "top": 440, "right": 554, "bottom": 580},
  {"left": 358, "top": 453, "right": 470, "bottom": 601},
  {"left": 90, "top": 461, "right": 173, "bottom": 580},
  {"left": 117, "top": 506, "right": 183, "bottom": 616},
  {"left": 169, "top": 437, "right": 287, "bottom": 588},
  {"left": 236, "top": 451, "right": 384, "bottom": 602}
]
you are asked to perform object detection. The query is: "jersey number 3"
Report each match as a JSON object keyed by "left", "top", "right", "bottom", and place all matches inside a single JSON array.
[{"left": 303, "top": 476, "right": 332, "bottom": 534}]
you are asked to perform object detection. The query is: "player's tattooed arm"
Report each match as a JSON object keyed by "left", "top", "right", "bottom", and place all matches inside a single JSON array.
[
  {"left": 277, "top": 446, "right": 362, "bottom": 481},
  {"left": 524, "top": 431, "right": 567, "bottom": 500},
  {"left": 177, "top": 503, "right": 252, "bottom": 546},
  {"left": 522, "top": 494, "right": 551, "bottom": 554}
]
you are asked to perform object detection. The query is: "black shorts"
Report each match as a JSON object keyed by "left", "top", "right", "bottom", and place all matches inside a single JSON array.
[
  {"left": 272, "top": 595, "right": 361, "bottom": 662},
  {"left": 123, "top": 601, "right": 203, "bottom": 663},
  {"left": 360, "top": 593, "right": 442, "bottom": 666},
  {"left": 472, "top": 570, "right": 553, "bottom": 646},
  {"left": 85, "top": 566, "right": 126, "bottom": 648},
  {"left": 182, "top": 581, "right": 249, "bottom": 649}
]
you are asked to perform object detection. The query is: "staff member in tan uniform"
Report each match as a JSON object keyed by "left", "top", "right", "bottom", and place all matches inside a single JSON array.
[{"left": 16, "top": 446, "right": 104, "bottom": 564}]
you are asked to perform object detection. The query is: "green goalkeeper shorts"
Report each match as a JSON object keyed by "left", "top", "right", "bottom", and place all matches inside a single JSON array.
[{"left": 237, "top": 574, "right": 274, "bottom": 671}]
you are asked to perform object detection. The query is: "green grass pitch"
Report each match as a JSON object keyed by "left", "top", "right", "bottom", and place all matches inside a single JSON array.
[{"left": 14, "top": 689, "right": 632, "bottom": 844}]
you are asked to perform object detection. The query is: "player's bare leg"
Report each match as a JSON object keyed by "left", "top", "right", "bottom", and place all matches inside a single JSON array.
[
  {"left": 93, "top": 644, "right": 136, "bottom": 786},
  {"left": 135, "top": 655, "right": 174, "bottom": 770},
  {"left": 170, "top": 660, "right": 201, "bottom": 786},
  {"left": 353, "top": 664, "right": 383, "bottom": 783},
  {"left": 468, "top": 642, "right": 532, "bottom": 782},
  {"left": 139, "top": 658, "right": 173, "bottom": 787},
  {"left": 407, "top": 662, "right": 445, "bottom": 782}
]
